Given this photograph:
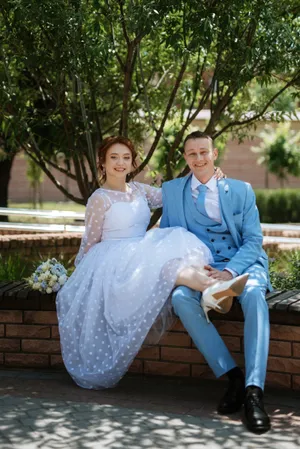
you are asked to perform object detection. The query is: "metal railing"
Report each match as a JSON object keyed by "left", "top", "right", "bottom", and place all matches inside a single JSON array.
[
  {"left": 0, "top": 207, "right": 85, "bottom": 233},
  {"left": 1, "top": 207, "right": 300, "bottom": 241}
]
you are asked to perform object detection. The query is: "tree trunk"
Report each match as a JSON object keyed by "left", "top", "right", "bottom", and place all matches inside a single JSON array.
[{"left": 0, "top": 155, "right": 15, "bottom": 221}]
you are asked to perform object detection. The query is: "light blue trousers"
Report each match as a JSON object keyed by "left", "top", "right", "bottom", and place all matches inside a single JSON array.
[{"left": 172, "top": 263, "right": 270, "bottom": 389}]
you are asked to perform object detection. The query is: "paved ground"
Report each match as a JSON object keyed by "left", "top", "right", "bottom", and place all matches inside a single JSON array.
[{"left": 0, "top": 369, "right": 299, "bottom": 449}]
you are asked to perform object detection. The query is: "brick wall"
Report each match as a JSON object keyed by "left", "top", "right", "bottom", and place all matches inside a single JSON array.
[
  {"left": 1, "top": 287, "right": 300, "bottom": 390},
  {"left": 0, "top": 233, "right": 81, "bottom": 259}
]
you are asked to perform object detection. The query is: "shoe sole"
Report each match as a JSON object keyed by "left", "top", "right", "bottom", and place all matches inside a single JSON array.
[{"left": 211, "top": 274, "right": 249, "bottom": 313}]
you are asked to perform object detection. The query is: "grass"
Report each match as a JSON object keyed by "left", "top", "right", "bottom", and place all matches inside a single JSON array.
[
  {"left": 0, "top": 253, "right": 76, "bottom": 282},
  {"left": 8, "top": 201, "right": 85, "bottom": 212},
  {"left": 6, "top": 201, "right": 86, "bottom": 224}
]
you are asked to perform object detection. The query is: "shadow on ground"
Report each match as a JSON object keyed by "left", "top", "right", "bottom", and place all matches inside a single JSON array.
[{"left": 0, "top": 371, "right": 299, "bottom": 448}]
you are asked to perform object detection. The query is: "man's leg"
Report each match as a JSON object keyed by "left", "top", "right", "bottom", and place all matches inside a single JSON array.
[
  {"left": 238, "top": 264, "right": 270, "bottom": 433},
  {"left": 172, "top": 286, "right": 237, "bottom": 377}
]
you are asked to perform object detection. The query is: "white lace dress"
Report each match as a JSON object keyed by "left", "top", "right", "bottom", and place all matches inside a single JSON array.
[{"left": 56, "top": 182, "right": 213, "bottom": 389}]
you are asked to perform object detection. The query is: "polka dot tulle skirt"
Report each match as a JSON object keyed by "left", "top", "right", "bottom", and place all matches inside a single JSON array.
[{"left": 56, "top": 187, "right": 212, "bottom": 389}]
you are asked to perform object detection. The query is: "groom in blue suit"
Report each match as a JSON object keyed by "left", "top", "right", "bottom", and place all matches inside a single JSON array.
[{"left": 160, "top": 131, "right": 271, "bottom": 433}]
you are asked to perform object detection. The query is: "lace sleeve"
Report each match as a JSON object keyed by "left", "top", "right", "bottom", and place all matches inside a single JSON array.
[
  {"left": 134, "top": 182, "right": 162, "bottom": 209},
  {"left": 74, "top": 192, "right": 110, "bottom": 266}
]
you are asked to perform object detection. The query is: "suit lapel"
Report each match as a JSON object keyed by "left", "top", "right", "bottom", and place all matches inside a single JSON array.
[
  {"left": 218, "top": 179, "right": 241, "bottom": 247},
  {"left": 176, "top": 175, "right": 191, "bottom": 228}
]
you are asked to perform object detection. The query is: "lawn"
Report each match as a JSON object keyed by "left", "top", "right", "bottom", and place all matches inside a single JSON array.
[{"left": 7, "top": 202, "right": 86, "bottom": 224}]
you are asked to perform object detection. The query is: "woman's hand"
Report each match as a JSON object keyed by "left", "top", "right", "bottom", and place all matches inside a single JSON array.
[{"left": 214, "top": 166, "right": 226, "bottom": 180}]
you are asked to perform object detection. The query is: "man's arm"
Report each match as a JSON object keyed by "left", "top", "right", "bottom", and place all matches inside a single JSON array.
[
  {"left": 225, "top": 183, "right": 263, "bottom": 275},
  {"left": 160, "top": 185, "right": 170, "bottom": 228}
]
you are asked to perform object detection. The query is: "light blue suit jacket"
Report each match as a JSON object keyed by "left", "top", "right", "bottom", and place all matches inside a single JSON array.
[{"left": 160, "top": 174, "right": 272, "bottom": 290}]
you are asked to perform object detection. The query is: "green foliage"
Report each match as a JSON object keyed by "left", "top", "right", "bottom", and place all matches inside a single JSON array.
[
  {"left": 0, "top": 254, "right": 30, "bottom": 281},
  {"left": 0, "top": 0, "right": 299, "bottom": 203},
  {"left": 0, "top": 252, "right": 75, "bottom": 282},
  {"left": 269, "top": 251, "right": 300, "bottom": 290},
  {"left": 255, "top": 189, "right": 300, "bottom": 223},
  {"left": 252, "top": 123, "right": 300, "bottom": 187}
]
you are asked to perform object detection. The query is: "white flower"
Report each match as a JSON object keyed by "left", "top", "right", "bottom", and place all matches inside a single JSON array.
[
  {"left": 44, "top": 270, "right": 51, "bottom": 278},
  {"left": 41, "top": 264, "right": 49, "bottom": 272},
  {"left": 58, "top": 275, "right": 67, "bottom": 286},
  {"left": 39, "top": 273, "right": 46, "bottom": 281},
  {"left": 51, "top": 275, "right": 58, "bottom": 282},
  {"left": 32, "top": 282, "right": 40, "bottom": 290},
  {"left": 46, "top": 287, "right": 52, "bottom": 294},
  {"left": 48, "top": 280, "right": 55, "bottom": 287}
]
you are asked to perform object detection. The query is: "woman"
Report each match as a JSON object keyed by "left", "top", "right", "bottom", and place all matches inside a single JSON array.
[{"left": 56, "top": 136, "right": 248, "bottom": 390}]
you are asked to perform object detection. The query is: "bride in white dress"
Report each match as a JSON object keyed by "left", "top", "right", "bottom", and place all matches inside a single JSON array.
[{"left": 56, "top": 136, "right": 248, "bottom": 390}]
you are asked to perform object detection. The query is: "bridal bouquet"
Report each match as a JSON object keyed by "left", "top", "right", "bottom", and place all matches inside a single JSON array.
[{"left": 27, "top": 258, "right": 68, "bottom": 294}]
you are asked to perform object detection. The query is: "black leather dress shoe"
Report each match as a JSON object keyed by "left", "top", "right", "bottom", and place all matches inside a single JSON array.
[
  {"left": 217, "top": 377, "right": 245, "bottom": 414},
  {"left": 244, "top": 387, "right": 271, "bottom": 433}
]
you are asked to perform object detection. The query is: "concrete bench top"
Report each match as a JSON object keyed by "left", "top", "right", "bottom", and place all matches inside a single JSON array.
[{"left": 1, "top": 281, "right": 299, "bottom": 324}]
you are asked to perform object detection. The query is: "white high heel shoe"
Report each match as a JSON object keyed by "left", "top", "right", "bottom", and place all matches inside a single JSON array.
[{"left": 201, "top": 273, "right": 249, "bottom": 323}]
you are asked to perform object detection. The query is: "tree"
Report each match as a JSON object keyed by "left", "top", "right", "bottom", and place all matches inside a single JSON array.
[
  {"left": 251, "top": 123, "right": 300, "bottom": 188},
  {"left": 1, "top": 0, "right": 299, "bottom": 207}
]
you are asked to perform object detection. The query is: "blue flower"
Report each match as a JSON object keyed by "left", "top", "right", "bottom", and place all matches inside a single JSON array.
[
  {"left": 33, "top": 275, "right": 39, "bottom": 282},
  {"left": 52, "top": 283, "right": 61, "bottom": 293}
]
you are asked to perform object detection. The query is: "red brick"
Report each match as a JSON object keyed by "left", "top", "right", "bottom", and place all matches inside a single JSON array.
[
  {"left": 267, "top": 356, "right": 300, "bottom": 374},
  {"left": 214, "top": 320, "right": 244, "bottom": 337},
  {"left": 170, "top": 320, "right": 185, "bottom": 332},
  {"left": 191, "top": 364, "right": 214, "bottom": 379},
  {"left": 292, "top": 375, "right": 300, "bottom": 390},
  {"left": 222, "top": 336, "right": 241, "bottom": 352},
  {"left": 22, "top": 339, "right": 61, "bottom": 354},
  {"left": 24, "top": 311, "right": 58, "bottom": 325},
  {"left": 269, "top": 341, "right": 292, "bottom": 357},
  {"left": 6, "top": 324, "right": 50, "bottom": 338},
  {"left": 51, "top": 326, "right": 60, "bottom": 339},
  {"left": 144, "top": 361, "right": 190, "bottom": 377},
  {"left": 0, "top": 311, "right": 22, "bottom": 323},
  {"left": 270, "top": 324, "right": 300, "bottom": 342},
  {"left": 161, "top": 347, "right": 205, "bottom": 364},
  {"left": 0, "top": 339, "right": 20, "bottom": 352},
  {"left": 292, "top": 343, "right": 300, "bottom": 358},
  {"left": 137, "top": 346, "right": 160, "bottom": 360},
  {"left": 0, "top": 325, "right": 4, "bottom": 337},
  {"left": 266, "top": 371, "right": 292, "bottom": 389},
  {"left": 128, "top": 359, "right": 143, "bottom": 373},
  {"left": 5, "top": 353, "right": 49, "bottom": 368},
  {"left": 50, "top": 355, "right": 64, "bottom": 367},
  {"left": 159, "top": 332, "right": 191, "bottom": 348}
]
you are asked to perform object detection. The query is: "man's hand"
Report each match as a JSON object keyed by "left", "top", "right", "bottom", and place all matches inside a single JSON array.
[{"left": 204, "top": 265, "right": 233, "bottom": 281}]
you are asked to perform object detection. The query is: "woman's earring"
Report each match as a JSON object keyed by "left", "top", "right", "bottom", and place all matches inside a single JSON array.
[{"left": 102, "top": 166, "right": 106, "bottom": 174}]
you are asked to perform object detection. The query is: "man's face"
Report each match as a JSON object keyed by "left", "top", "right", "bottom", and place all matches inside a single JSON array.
[{"left": 183, "top": 138, "right": 218, "bottom": 183}]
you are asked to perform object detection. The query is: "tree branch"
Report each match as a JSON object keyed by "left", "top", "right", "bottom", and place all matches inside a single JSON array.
[
  {"left": 22, "top": 145, "right": 85, "bottom": 204},
  {"left": 131, "top": 58, "right": 189, "bottom": 178},
  {"left": 214, "top": 73, "right": 300, "bottom": 138}
]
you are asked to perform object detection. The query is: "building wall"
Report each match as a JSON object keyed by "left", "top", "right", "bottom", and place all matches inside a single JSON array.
[{"left": 8, "top": 119, "right": 300, "bottom": 203}]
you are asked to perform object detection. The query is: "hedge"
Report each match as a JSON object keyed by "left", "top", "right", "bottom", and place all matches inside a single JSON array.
[{"left": 255, "top": 189, "right": 300, "bottom": 223}]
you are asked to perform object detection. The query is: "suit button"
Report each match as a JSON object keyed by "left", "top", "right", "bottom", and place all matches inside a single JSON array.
[
  {"left": 216, "top": 250, "right": 220, "bottom": 254},
  {"left": 211, "top": 239, "right": 215, "bottom": 242},
  {"left": 207, "top": 228, "right": 210, "bottom": 232},
  {"left": 222, "top": 237, "right": 226, "bottom": 240},
  {"left": 228, "top": 246, "right": 231, "bottom": 250}
]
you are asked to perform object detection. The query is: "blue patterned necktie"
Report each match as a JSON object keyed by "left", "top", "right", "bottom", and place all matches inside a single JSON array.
[{"left": 196, "top": 184, "right": 208, "bottom": 216}]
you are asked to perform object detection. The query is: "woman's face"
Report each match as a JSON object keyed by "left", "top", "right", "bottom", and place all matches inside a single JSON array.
[{"left": 103, "top": 143, "right": 133, "bottom": 180}]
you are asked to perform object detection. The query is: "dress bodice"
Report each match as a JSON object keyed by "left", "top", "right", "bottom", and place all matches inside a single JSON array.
[
  {"left": 102, "top": 195, "right": 150, "bottom": 240},
  {"left": 75, "top": 182, "right": 162, "bottom": 265}
]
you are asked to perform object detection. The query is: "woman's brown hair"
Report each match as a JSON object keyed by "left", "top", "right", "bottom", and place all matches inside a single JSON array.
[{"left": 97, "top": 136, "right": 138, "bottom": 183}]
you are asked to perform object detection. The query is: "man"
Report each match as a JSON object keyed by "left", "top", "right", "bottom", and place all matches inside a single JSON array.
[{"left": 160, "top": 131, "right": 271, "bottom": 433}]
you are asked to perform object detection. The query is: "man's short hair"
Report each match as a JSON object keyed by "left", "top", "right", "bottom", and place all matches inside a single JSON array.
[{"left": 183, "top": 131, "right": 214, "bottom": 151}]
